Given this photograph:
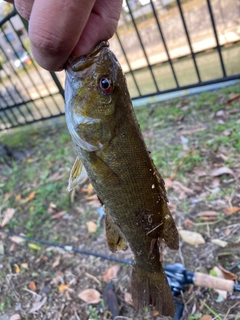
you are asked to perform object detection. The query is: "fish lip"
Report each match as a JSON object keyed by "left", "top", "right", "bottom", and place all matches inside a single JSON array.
[{"left": 66, "top": 41, "right": 109, "bottom": 73}]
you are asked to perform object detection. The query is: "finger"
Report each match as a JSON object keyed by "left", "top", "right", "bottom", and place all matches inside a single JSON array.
[
  {"left": 73, "top": 0, "right": 123, "bottom": 57},
  {"left": 15, "top": 0, "right": 34, "bottom": 20},
  {"left": 29, "top": 0, "right": 96, "bottom": 71}
]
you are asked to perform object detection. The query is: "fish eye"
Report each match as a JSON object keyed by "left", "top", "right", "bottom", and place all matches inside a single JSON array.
[{"left": 99, "top": 76, "right": 114, "bottom": 95}]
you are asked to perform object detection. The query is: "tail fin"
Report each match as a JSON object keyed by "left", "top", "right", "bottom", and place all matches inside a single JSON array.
[{"left": 131, "top": 263, "right": 175, "bottom": 317}]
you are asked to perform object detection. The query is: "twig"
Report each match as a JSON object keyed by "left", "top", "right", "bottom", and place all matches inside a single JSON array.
[
  {"left": 85, "top": 272, "right": 101, "bottom": 286},
  {"left": 223, "top": 301, "right": 240, "bottom": 320},
  {"left": 146, "top": 222, "right": 163, "bottom": 235}
]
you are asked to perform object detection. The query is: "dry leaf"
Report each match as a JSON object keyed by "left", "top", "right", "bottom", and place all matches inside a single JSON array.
[
  {"left": 87, "top": 183, "right": 94, "bottom": 195},
  {"left": 10, "top": 235, "right": 24, "bottom": 244},
  {"left": 85, "top": 194, "right": 98, "bottom": 201},
  {"left": 21, "top": 263, "right": 28, "bottom": 270},
  {"left": 29, "top": 295, "right": 47, "bottom": 313},
  {"left": 164, "top": 178, "right": 173, "bottom": 189},
  {"left": 172, "top": 181, "right": 194, "bottom": 194},
  {"left": 211, "top": 239, "right": 228, "bottom": 248},
  {"left": 78, "top": 288, "right": 101, "bottom": 304},
  {"left": 193, "top": 168, "right": 207, "bottom": 177},
  {"left": 217, "top": 264, "right": 237, "bottom": 280},
  {"left": 10, "top": 315, "right": 21, "bottom": 320},
  {"left": 124, "top": 292, "right": 134, "bottom": 306},
  {"left": 59, "top": 284, "right": 69, "bottom": 293},
  {"left": 13, "top": 264, "right": 20, "bottom": 273},
  {"left": 86, "top": 221, "right": 97, "bottom": 233},
  {"left": 52, "top": 211, "right": 66, "bottom": 219},
  {"left": 102, "top": 265, "right": 120, "bottom": 282},
  {"left": 179, "top": 230, "right": 205, "bottom": 245},
  {"left": 29, "top": 281, "right": 36, "bottom": 292},
  {"left": 200, "top": 316, "right": 212, "bottom": 320},
  {"left": 15, "top": 194, "right": 22, "bottom": 202},
  {"left": 210, "top": 167, "right": 235, "bottom": 177},
  {"left": 184, "top": 219, "right": 194, "bottom": 227},
  {"left": 196, "top": 211, "right": 218, "bottom": 222},
  {"left": 52, "top": 255, "right": 61, "bottom": 268},
  {"left": 223, "top": 207, "right": 240, "bottom": 215},
  {"left": 24, "top": 191, "right": 36, "bottom": 203},
  {"left": 152, "top": 310, "right": 159, "bottom": 317},
  {"left": 1, "top": 208, "right": 15, "bottom": 227}
]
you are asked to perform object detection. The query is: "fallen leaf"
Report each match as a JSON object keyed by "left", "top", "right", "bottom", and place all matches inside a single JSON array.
[
  {"left": 184, "top": 219, "right": 194, "bottom": 227},
  {"left": 28, "top": 243, "right": 41, "bottom": 251},
  {"left": 102, "top": 265, "right": 120, "bottom": 282},
  {"left": 3, "top": 191, "right": 14, "bottom": 202},
  {"left": 196, "top": 211, "right": 218, "bottom": 222},
  {"left": 10, "top": 235, "right": 24, "bottom": 244},
  {"left": 15, "top": 194, "right": 22, "bottom": 202},
  {"left": 1, "top": 208, "right": 15, "bottom": 227},
  {"left": 223, "top": 206, "right": 240, "bottom": 215},
  {"left": 152, "top": 310, "right": 159, "bottom": 317},
  {"left": 124, "top": 292, "right": 134, "bottom": 306},
  {"left": 172, "top": 181, "right": 194, "bottom": 195},
  {"left": 10, "top": 315, "right": 21, "bottom": 320},
  {"left": 164, "top": 178, "right": 173, "bottom": 189},
  {"left": 13, "top": 264, "right": 20, "bottom": 273},
  {"left": 29, "top": 281, "right": 37, "bottom": 292},
  {"left": 52, "top": 255, "right": 61, "bottom": 268},
  {"left": 179, "top": 230, "right": 205, "bottom": 245},
  {"left": 24, "top": 191, "right": 36, "bottom": 203},
  {"left": 85, "top": 194, "right": 99, "bottom": 201},
  {"left": 217, "top": 264, "right": 237, "bottom": 280},
  {"left": 78, "top": 288, "right": 101, "bottom": 304},
  {"left": 211, "top": 239, "right": 228, "bottom": 248},
  {"left": 200, "top": 315, "right": 212, "bottom": 320},
  {"left": 86, "top": 221, "right": 97, "bottom": 233},
  {"left": 59, "top": 284, "right": 69, "bottom": 293},
  {"left": 52, "top": 211, "right": 66, "bottom": 219},
  {"left": 29, "top": 295, "right": 47, "bottom": 313},
  {"left": 87, "top": 183, "right": 94, "bottom": 196},
  {"left": 193, "top": 168, "right": 207, "bottom": 177},
  {"left": 210, "top": 167, "right": 235, "bottom": 177},
  {"left": 21, "top": 263, "right": 28, "bottom": 270}
]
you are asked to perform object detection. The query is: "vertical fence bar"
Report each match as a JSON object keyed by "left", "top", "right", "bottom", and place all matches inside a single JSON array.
[
  {"left": 206, "top": 0, "right": 226, "bottom": 77},
  {"left": 149, "top": 0, "right": 179, "bottom": 88},
  {"left": 0, "top": 44, "right": 42, "bottom": 120},
  {"left": 115, "top": 31, "right": 142, "bottom": 96},
  {"left": 125, "top": 0, "right": 160, "bottom": 92},
  {"left": 176, "top": 0, "right": 201, "bottom": 82}
]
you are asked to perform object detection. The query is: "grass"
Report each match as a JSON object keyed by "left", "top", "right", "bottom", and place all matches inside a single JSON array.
[{"left": 0, "top": 82, "right": 239, "bottom": 319}]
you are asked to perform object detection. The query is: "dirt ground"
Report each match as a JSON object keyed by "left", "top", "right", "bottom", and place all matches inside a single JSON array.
[{"left": 0, "top": 83, "right": 240, "bottom": 320}]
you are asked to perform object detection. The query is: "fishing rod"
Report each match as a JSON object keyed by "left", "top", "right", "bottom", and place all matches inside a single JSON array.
[
  {"left": 165, "top": 263, "right": 240, "bottom": 320},
  {"left": 1, "top": 230, "right": 239, "bottom": 319}
]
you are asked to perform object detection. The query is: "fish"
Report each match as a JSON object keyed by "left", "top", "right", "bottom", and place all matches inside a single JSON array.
[{"left": 65, "top": 41, "right": 179, "bottom": 317}]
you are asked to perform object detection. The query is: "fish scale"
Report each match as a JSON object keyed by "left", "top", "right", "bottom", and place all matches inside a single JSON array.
[{"left": 65, "top": 41, "right": 179, "bottom": 317}]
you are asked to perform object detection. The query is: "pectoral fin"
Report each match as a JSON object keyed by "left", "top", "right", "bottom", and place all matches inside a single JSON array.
[
  {"left": 105, "top": 207, "right": 128, "bottom": 252},
  {"left": 68, "top": 156, "right": 87, "bottom": 191}
]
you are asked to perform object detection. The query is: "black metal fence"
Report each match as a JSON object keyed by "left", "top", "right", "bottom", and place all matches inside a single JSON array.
[{"left": 0, "top": 0, "right": 240, "bottom": 131}]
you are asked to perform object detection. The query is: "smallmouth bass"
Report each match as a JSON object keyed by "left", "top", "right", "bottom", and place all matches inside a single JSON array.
[{"left": 65, "top": 41, "right": 179, "bottom": 317}]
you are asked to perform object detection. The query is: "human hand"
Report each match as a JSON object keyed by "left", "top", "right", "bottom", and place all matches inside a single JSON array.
[{"left": 6, "top": 0, "right": 123, "bottom": 71}]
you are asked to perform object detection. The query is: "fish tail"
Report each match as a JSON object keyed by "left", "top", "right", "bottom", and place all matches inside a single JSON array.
[{"left": 131, "top": 262, "right": 175, "bottom": 317}]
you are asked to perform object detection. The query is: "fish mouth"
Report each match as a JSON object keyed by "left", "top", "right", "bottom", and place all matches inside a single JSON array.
[{"left": 66, "top": 41, "right": 109, "bottom": 73}]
